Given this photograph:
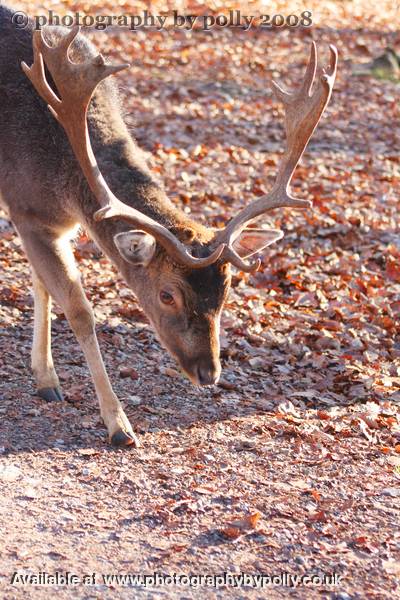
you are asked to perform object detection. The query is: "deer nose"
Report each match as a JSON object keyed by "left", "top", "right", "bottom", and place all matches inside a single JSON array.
[{"left": 196, "top": 363, "right": 220, "bottom": 386}]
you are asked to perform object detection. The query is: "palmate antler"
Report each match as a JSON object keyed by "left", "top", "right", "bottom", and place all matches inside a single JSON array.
[
  {"left": 212, "top": 41, "right": 338, "bottom": 272},
  {"left": 22, "top": 27, "right": 225, "bottom": 269},
  {"left": 22, "top": 30, "right": 337, "bottom": 272}
]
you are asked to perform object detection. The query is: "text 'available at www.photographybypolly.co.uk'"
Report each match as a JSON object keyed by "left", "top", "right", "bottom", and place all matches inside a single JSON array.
[{"left": 10, "top": 570, "right": 343, "bottom": 589}]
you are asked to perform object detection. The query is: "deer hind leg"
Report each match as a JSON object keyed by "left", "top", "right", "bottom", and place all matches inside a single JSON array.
[
  {"left": 17, "top": 226, "right": 139, "bottom": 448},
  {"left": 31, "top": 269, "right": 63, "bottom": 402}
]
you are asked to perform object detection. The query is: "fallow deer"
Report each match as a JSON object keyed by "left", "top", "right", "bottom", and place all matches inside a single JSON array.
[{"left": 0, "top": 6, "right": 337, "bottom": 446}]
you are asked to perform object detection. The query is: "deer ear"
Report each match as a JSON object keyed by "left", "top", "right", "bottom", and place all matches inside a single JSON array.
[
  {"left": 233, "top": 228, "right": 283, "bottom": 258},
  {"left": 113, "top": 231, "right": 156, "bottom": 266}
]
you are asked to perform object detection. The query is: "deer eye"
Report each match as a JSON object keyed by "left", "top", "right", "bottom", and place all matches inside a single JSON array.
[{"left": 160, "top": 290, "right": 174, "bottom": 305}]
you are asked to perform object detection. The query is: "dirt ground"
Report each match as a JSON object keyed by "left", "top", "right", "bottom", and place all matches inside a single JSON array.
[{"left": 0, "top": 1, "right": 399, "bottom": 599}]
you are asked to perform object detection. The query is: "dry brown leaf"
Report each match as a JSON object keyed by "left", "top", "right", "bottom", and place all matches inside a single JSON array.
[{"left": 220, "top": 512, "right": 261, "bottom": 540}]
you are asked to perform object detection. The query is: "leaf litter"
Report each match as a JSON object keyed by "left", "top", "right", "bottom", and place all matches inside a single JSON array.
[{"left": 0, "top": 1, "right": 399, "bottom": 599}]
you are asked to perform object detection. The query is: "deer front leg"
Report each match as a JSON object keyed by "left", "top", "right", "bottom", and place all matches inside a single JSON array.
[
  {"left": 70, "top": 304, "right": 139, "bottom": 447},
  {"left": 31, "top": 269, "right": 63, "bottom": 402},
  {"left": 18, "top": 226, "right": 139, "bottom": 448}
]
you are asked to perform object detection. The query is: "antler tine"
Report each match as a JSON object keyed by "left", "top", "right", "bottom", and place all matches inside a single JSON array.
[
  {"left": 272, "top": 41, "right": 318, "bottom": 105},
  {"left": 22, "top": 32, "right": 61, "bottom": 110},
  {"left": 218, "top": 247, "right": 261, "bottom": 273},
  {"left": 22, "top": 28, "right": 226, "bottom": 269},
  {"left": 53, "top": 24, "right": 80, "bottom": 53},
  {"left": 213, "top": 43, "right": 338, "bottom": 272},
  {"left": 324, "top": 45, "right": 339, "bottom": 85},
  {"left": 299, "top": 40, "right": 317, "bottom": 96}
]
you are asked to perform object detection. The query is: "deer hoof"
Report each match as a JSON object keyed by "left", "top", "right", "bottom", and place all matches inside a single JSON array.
[
  {"left": 37, "top": 387, "right": 64, "bottom": 402},
  {"left": 111, "top": 429, "right": 140, "bottom": 448}
]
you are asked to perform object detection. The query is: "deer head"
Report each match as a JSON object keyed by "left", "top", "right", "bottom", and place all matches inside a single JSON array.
[
  {"left": 22, "top": 29, "right": 337, "bottom": 385},
  {"left": 109, "top": 216, "right": 281, "bottom": 385}
]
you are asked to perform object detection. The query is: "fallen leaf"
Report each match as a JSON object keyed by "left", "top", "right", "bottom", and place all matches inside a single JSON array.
[{"left": 220, "top": 512, "right": 261, "bottom": 540}]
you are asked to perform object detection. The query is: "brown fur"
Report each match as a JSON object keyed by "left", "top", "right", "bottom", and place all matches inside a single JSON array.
[{"left": 0, "top": 6, "right": 230, "bottom": 445}]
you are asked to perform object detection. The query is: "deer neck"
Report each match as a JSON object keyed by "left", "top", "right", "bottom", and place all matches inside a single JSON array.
[{"left": 79, "top": 134, "right": 208, "bottom": 275}]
